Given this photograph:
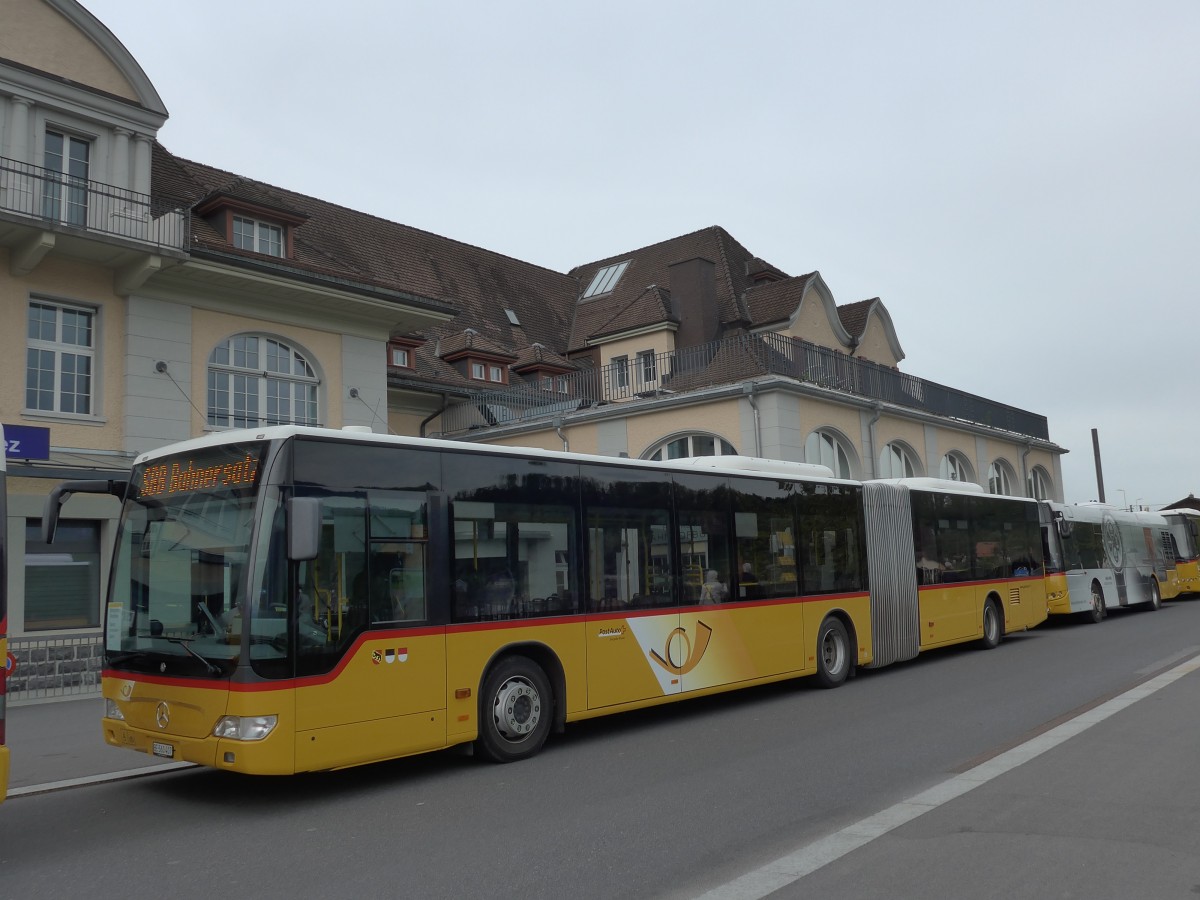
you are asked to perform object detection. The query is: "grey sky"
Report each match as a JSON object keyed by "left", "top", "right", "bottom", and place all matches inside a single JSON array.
[{"left": 80, "top": 0, "right": 1200, "bottom": 507}]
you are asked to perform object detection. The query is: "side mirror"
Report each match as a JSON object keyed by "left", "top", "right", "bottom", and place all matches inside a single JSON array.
[
  {"left": 287, "top": 497, "right": 322, "bottom": 561},
  {"left": 1055, "top": 513, "right": 1072, "bottom": 539}
]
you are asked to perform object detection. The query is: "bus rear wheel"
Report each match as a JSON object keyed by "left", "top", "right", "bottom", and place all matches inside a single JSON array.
[
  {"left": 981, "top": 599, "right": 1003, "bottom": 649},
  {"left": 1087, "top": 581, "right": 1106, "bottom": 624},
  {"left": 477, "top": 656, "right": 553, "bottom": 763},
  {"left": 815, "top": 617, "right": 850, "bottom": 689},
  {"left": 1145, "top": 579, "right": 1162, "bottom": 611}
]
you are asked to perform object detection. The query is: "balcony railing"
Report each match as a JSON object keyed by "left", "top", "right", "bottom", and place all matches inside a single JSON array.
[
  {"left": 435, "top": 332, "right": 1050, "bottom": 441},
  {"left": 0, "top": 155, "right": 189, "bottom": 252}
]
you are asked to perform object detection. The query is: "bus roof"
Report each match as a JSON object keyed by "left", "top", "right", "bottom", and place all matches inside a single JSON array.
[{"left": 131, "top": 425, "right": 861, "bottom": 488}]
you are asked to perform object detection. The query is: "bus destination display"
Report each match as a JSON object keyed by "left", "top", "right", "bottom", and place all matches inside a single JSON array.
[{"left": 139, "top": 448, "right": 262, "bottom": 498}]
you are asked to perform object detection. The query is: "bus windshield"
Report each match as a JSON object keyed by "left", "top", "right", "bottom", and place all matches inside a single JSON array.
[{"left": 106, "top": 443, "right": 266, "bottom": 677}]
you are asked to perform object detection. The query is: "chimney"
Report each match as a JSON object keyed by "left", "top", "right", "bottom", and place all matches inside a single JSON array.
[{"left": 668, "top": 256, "right": 717, "bottom": 348}]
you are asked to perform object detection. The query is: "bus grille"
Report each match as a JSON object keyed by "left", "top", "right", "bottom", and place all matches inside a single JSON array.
[{"left": 862, "top": 482, "right": 920, "bottom": 667}]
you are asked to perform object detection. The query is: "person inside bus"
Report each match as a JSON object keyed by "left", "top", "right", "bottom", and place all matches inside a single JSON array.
[{"left": 699, "top": 570, "right": 728, "bottom": 604}]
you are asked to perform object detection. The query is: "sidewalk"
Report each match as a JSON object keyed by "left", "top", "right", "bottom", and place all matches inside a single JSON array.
[{"left": 6, "top": 696, "right": 178, "bottom": 792}]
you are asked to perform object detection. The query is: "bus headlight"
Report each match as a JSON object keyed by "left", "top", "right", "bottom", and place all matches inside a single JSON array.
[
  {"left": 105, "top": 699, "right": 125, "bottom": 721},
  {"left": 213, "top": 715, "right": 278, "bottom": 741}
]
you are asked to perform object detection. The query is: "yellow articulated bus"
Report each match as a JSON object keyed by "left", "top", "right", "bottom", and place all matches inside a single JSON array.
[
  {"left": 0, "top": 425, "right": 8, "bottom": 802},
  {"left": 1041, "top": 501, "right": 1179, "bottom": 622},
  {"left": 45, "top": 427, "right": 1045, "bottom": 775},
  {"left": 1163, "top": 509, "right": 1200, "bottom": 598}
]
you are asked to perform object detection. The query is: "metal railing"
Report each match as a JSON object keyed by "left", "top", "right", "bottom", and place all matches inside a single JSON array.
[
  {"left": 6, "top": 634, "right": 103, "bottom": 704},
  {"left": 0, "top": 155, "right": 189, "bottom": 252},
  {"left": 436, "top": 332, "right": 1049, "bottom": 440}
]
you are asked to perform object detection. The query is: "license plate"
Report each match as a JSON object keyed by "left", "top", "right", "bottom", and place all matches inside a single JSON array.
[{"left": 152, "top": 741, "right": 175, "bottom": 759}]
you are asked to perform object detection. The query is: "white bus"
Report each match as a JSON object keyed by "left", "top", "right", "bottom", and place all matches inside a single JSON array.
[{"left": 1042, "top": 501, "right": 1175, "bottom": 622}]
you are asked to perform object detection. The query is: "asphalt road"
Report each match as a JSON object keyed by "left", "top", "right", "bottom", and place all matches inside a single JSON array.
[{"left": 4, "top": 600, "right": 1200, "bottom": 899}]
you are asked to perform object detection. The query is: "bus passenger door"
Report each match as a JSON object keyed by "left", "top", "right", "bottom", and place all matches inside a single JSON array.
[
  {"left": 292, "top": 490, "right": 446, "bottom": 771},
  {"left": 584, "top": 511, "right": 682, "bottom": 709}
]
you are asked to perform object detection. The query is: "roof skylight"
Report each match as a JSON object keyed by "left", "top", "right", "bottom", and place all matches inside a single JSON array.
[
  {"left": 582, "top": 260, "right": 630, "bottom": 299},
  {"left": 504, "top": 308, "right": 520, "bottom": 325}
]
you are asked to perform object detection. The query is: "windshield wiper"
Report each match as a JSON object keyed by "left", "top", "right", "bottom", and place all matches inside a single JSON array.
[{"left": 162, "top": 637, "right": 222, "bottom": 676}]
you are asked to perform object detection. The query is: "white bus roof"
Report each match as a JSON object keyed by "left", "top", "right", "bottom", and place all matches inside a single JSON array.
[{"left": 131, "top": 425, "right": 860, "bottom": 487}]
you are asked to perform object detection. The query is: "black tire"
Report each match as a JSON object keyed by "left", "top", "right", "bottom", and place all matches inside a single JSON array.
[
  {"left": 814, "top": 617, "right": 851, "bottom": 689},
  {"left": 477, "top": 656, "right": 553, "bottom": 763},
  {"left": 1086, "top": 581, "right": 1106, "bottom": 624},
  {"left": 1145, "top": 579, "right": 1162, "bottom": 611},
  {"left": 981, "top": 598, "right": 1003, "bottom": 649}
]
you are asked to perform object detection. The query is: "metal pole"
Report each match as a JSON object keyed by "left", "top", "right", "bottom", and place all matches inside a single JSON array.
[{"left": 1091, "top": 428, "right": 1105, "bottom": 503}]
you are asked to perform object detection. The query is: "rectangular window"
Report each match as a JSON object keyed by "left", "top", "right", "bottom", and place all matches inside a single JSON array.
[
  {"left": 26, "top": 300, "right": 95, "bottom": 415},
  {"left": 797, "top": 483, "right": 865, "bottom": 594},
  {"left": 674, "top": 474, "right": 733, "bottom": 605},
  {"left": 232, "top": 215, "right": 284, "bottom": 257},
  {"left": 489, "top": 365, "right": 504, "bottom": 383},
  {"left": 43, "top": 129, "right": 90, "bottom": 226},
  {"left": 730, "top": 476, "right": 799, "bottom": 600},
  {"left": 471, "top": 362, "right": 486, "bottom": 380},
  {"left": 25, "top": 519, "right": 101, "bottom": 630},
  {"left": 390, "top": 347, "right": 411, "bottom": 368},
  {"left": 583, "top": 466, "right": 673, "bottom": 611},
  {"left": 582, "top": 260, "right": 631, "bottom": 299},
  {"left": 445, "top": 452, "right": 580, "bottom": 622},
  {"left": 638, "top": 350, "right": 657, "bottom": 387},
  {"left": 611, "top": 355, "right": 629, "bottom": 392}
]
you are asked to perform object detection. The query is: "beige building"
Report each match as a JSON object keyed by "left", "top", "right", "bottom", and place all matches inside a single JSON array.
[{"left": 0, "top": 0, "right": 1064, "bottom": 659}]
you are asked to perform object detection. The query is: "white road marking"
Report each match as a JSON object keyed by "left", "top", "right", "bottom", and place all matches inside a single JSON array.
[
  {"left": 694, "top": 653, "right": 1200, "bottom": 900},
  {"left": 7, "top": 761, "right": 194, "bottom": 798}
]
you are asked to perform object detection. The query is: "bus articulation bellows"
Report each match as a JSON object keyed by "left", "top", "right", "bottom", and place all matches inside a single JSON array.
[{"left": 44, "top": 426, "right": 1048, "bottom": 774}]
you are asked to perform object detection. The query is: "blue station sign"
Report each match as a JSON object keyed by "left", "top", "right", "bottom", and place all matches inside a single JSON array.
[{"left": 3, "top": 423, "right": 51, "bottom": 460}]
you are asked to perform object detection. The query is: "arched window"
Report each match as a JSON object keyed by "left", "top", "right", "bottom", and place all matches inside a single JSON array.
[
  {"left": 1027, "top": 465, "right": 1052, "bottom": 500},
  {"left": 939, "top": 451, "right": 975, "bottom": 484},
  {"left": 987, "top": 459, "right": 1016, "bottom": 496},
  {"left": 645, "top": 433, "right": 737, "bottom": 461},
  {"left": 878, "top": 441, "right": 919, "bottom": 479},
  {"left": 208, "top": 334, "right": 320, "bottom": 428},
  {"left": 805, "top": 429, "right": 857, "bottom": 479}
]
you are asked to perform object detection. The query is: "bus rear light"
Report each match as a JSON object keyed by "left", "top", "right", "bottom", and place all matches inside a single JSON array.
[
  {"left": 455, "top": 688, "right": 471, "bottom": 699},
  {"left": 213, "top": 714, "right": 278, "bottom": 741},
  {"left": 105, "top": 699, "right": 125, "bottom": 721}
]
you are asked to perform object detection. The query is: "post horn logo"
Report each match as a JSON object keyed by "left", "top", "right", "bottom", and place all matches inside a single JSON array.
[{"left": 649, "top": 621, "right": 713, "bottom": 676}]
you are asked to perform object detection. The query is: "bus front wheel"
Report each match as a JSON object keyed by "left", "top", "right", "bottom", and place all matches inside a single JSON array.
[
  {"left": 981, "top": 599, "right": 1003, "bottom": 649},
  {"left": 477, "top": 656, "right": 553, "bottom": 763},
  {"left": 815, "top": 617, "right": 850, "bottom": 689}
]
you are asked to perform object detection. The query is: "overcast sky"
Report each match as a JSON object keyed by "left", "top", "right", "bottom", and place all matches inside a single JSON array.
[{"left": 80, "top": 0, "right": 1199, "bottom": 507}]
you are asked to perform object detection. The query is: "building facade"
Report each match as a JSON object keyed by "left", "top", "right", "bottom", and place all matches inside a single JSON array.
[{"left": 0, "top": 0, "right": 1064, "bottom": 683}]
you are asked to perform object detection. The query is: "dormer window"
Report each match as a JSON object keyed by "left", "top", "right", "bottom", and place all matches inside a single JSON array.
[
  {"left": 582, "top": 260, "right": 630, "bottom": 299},
  {"left": 233, "top": 215, "right": 284, "bottom": 257},
  {"left": 391, "top": 347, "right": 411, "bottom": 368}
]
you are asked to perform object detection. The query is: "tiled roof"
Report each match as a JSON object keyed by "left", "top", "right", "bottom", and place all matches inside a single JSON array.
[
  {"left": 837, "top": 298, "right": 877, "bottom": 338},
  {"left": 743, "top": 272, "right": 819, "bottom": 327},
  {"left": 148, "top": 146, "right": 884, "bottom": 396},
  {"left": 437, "top": 329, "right": 517, "bottom": 361},
  {"left": 566, "top": 226, "right": 776, "bottom": 350},
  {"left": 511, "top": 343, "right": 579, "bottom": 372},
  {"left": 586, "top": 285, "right": 677, "bottom": 343},
  {"left": 152, "top": 142, "right": 578, "bottom": 390}
]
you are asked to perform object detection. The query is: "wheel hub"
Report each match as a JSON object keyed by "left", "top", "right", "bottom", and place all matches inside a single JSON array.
[{"left": 493, "top": 677, "right": 541, "bottom": 741}]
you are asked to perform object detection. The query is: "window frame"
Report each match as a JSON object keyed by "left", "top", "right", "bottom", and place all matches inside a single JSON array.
[
  {"left": 26, "top": 298, "right": 97, "bottom": 417},
  {"left": 232, "top": 214, "right": 285, "bottom": 258},
  {"left": 42, "top": 128, "right": 91, "bottom": 226},
  {"left": 207, "top": 334, "right": 320, "bottom": 429}
]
